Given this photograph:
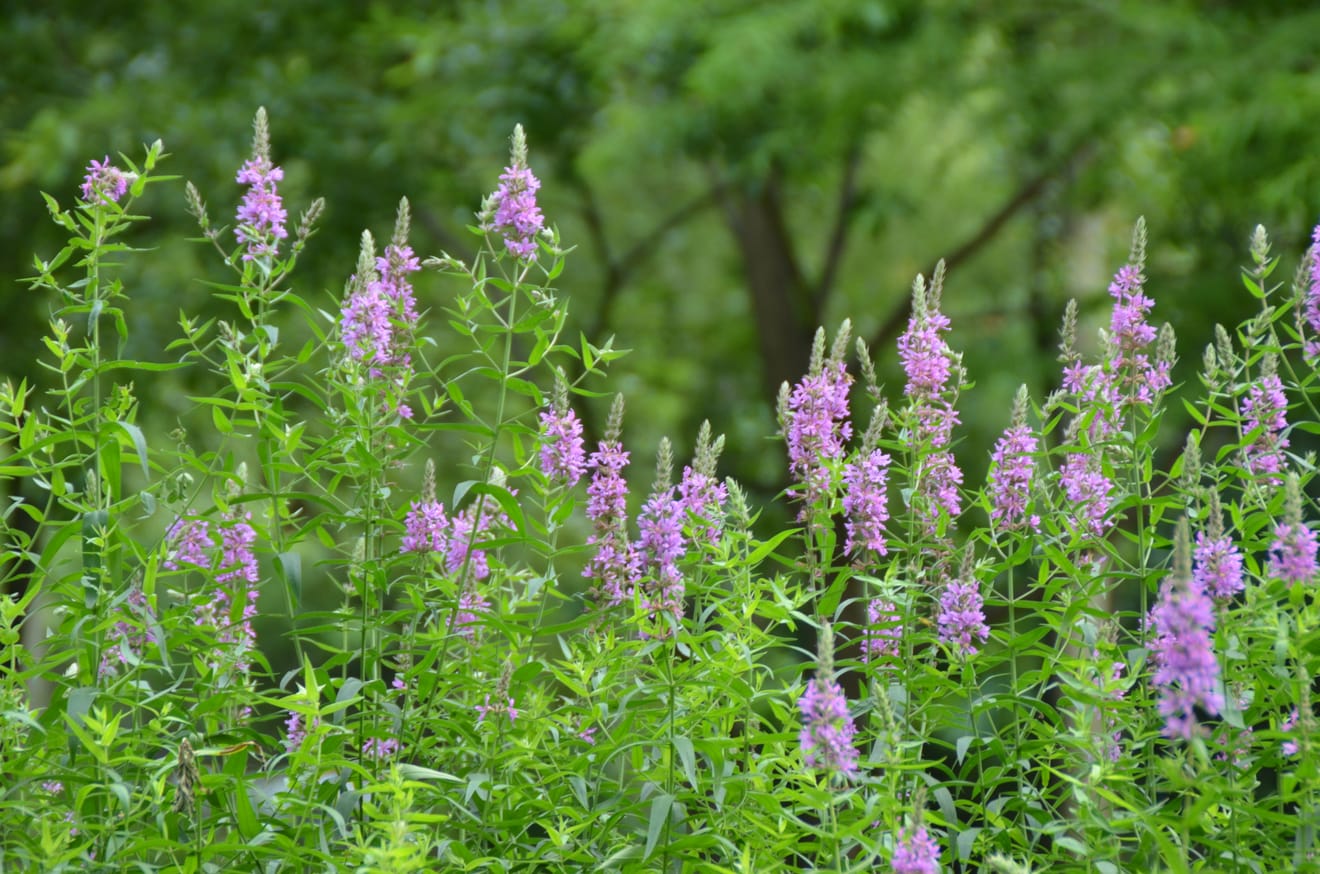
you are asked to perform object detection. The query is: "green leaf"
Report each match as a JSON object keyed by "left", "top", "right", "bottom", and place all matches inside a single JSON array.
[
  {"left": 114, "top": 420, "right": 150, "bottom": 480},
  {"left": 275, "top": 551, "right": 302, "bottom": 610},
  {"left": 644, "top": 792, "right": 674, "bottom": 861}
]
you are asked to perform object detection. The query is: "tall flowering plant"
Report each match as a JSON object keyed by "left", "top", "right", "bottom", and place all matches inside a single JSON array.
[{"left": 4, "top": 113, "right": 1320, "bottom": 874}]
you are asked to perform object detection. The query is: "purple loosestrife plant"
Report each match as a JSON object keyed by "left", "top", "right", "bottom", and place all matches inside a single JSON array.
[
  {"left": 798, "top": 623, "right": 859, "bottom": 780},
  {"left": 936, "top": 568, "right": 990, "bottom": 658},
  {"left": 633, "top": 439, "right": 687, "bottom": 631},
  {"left": 861, "top": 598, "right": 901, "bottom": 666},
  {"left": 1148, "top": 520, "right": 1223, "bottom": 740},
  {"left": 1193, "top": 496, "right": 1245, "bottom": 601},
  {"left": 892, "top": 823, "right": 941, "bottom": 874},
  {"left": 842, "top": 447, "right": 892, "bottom": 555},
  {"left": 678, "top": 420, "right": 728, "bottom": 546},
  {"left": 987, "top": 386, "right": 1039, "bottom": 532},
  {"left": 233, "top": 107, "right": 288, "bottom": 262},
  {"left": 80, "top": 156, "right": 131, "bottom": 205},
  {"left": 1241, "top": 356, "right": 1290, "bottom": 485},
  {"left": 1304, "top": 222, "right": 1320, "bottom": 358},
  {"left": 897, "top": 267, "right": 964, "bottom": 532},
  {"left": 584, "top": 395, "right": 639, "bottom": 607},
  {"left": 481, "top": 124, "right": 544, "bottom": 260},
  {"left": 1268, "top": 477, "right": 1318, "bottom": 586},
  {"left": 781, "top": 323, "right": 853, "bottom": 517},
  {"left": 538, "top": 374, "right": 587, "bottom": 487}
]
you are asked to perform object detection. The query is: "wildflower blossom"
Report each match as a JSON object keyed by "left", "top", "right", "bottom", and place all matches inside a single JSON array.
[
  {"left": 798, "top": 622, "right": 859, "bottom": 779},
  {"left": 483, "top": 125, "right": 544, "bottom": 259},
  {"left": 1193, "top": 531, "right": 1245, "bottom": 601},
  {"left": 1268, "top": 521, "right": 1318, "bottom": 586},
  {"left": 1059, "top": 446, "right": 1114, "bottom": 539},
  {"left": 1241, "top": 364, "right": 1290, "bottom": 484},
  {"left": 163, "top": 518, "right": 213, "bottom": 570},
  {"left": 634, "top": 471, "right": 687, "bottom": 630},
  {"left": 1304, "top": 224, "right": 1320, "bottom": 358},
  {"left": 678, "top": 465, "right": 727, "bottom": 546},
  {"left": 892, "top": 824, "right": 941, "bottom": 874},
  {"left": 362, "top": 737, "right": 400, "bottom": 760},
  {"left": 41, "top": 781, "right": 63, "bottom": 795},
  {"left": 1149, "top": 522, "right": 1222, "bottom": 740},
  {"left": 234, "top": 109, "right": 287, "bottom": 261},
  {"left": 1106, "top": 257, "right": 1170, "bottom": 403},
  {"left": 454, "top": 589, "right": 491, "bottom": 641},
  {"left": 584, "top": 396, "right": 639, "bottom": 606},
  {"left": 80, "top": 156, "right": 130, "bottom": 205},
  {"left": 898, "top": 271, "right": 964, "bottom": 531},
  {"left": 538, "top": 405, "right": 587, "bottom": 486},
  {"left": 937, "top": 575, "right": 989, "bottom": 657},
  {"left": 475, "top": 693, "right": 518, "bottom": 726},
  {"left": 798, "top": 673, "right": 859, "bottom": 778},
  {"left": 401, "top": 499, "right": 448, "bottom": 554},
  {"left": 841, "top": 448, "right": 892, "bottom": 554},
  {"left": 337, "top": 202, "right": 421, "bottom": 418},
  {"left": 199, "top": 511, "right": 260, "bottom": 674},
  {"left": 1281, "top": 708, "right": 1299, "bottom": 757},
  {"left": 284, "top": 711, "right": 321, "bottom": 754},
  {"left": 783, "top": 344, "right": 853, "bottom": 514},
  {"left": 860, "top": 599, "right": 901, "bottom": 666},
  {"left": 988, "top": 388, "right": 1039, "bottom": 531}
]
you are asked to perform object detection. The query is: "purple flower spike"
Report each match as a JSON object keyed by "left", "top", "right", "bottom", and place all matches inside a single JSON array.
[
  {"left": 797, "top": 672, "right": 859, "bottom": 779},
  {"left": 484, "top": 125, "right": 545, "bottom": 260},
  {"left": 1149, "top": 524, "right": 1222, "bottom": 740},
  {"left": 1268, "top": 521, "right": 1318, "bottom": 587},
  {"left": 892, "top": 824, "right": 941, "bottom": 874},
  {"left": 842, "top": 448, "right": 892, "bottom": 554},
  {"left": 937, "top": 575, "right": 989, "bottom": 657}
]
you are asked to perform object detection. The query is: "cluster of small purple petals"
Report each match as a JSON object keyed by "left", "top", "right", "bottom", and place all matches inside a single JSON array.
[
  {"left": 797, "top": 673, "right": 859, "bottom": 778},
  {"left": 1268, "top": 521, "right": 1318, "bottom": 586},
  {"left": 634, "top": 487, "right": 687, "bottom": 629},
  {"left": 1242, "top": 373, "right": 1290, "bottom": 484},
  {"left": 1059, "top": 452, "right": 1114, "bottom": 538},
  {"left": 784, "top": 360, "right": 853, "bottom": 514},
  {"left": 234, "top": 155, "right": 288, "bottom": 261},
  {"left": 1107, "top": 263, "right": 1170, "bottom": 402},
  {"left": 892, "top": 825, "right": 941, "bottom": 874},
  {"left": 1306, "top": 226, "right": 1320, "bottom": 358},
  {"left": 488, "top": 164, "right": 544, "bottom": 259},
  {"left": 164, "top": 518, "right": 213, "bottom": 570},
  {"left": 842, "top": 449, "right": 892, "bottom": 554},
  {"left": 861, "top": 599, "right": 901, "bottom": 666},
  {"left": 988, "top": 423, "right": 1039, "bottom": 531},
  {"left": 1213, "top": 724, "right": 1254, "bottom": 770},
  {"left": 340, "top": 244, "right": 421, "bottom": 392},
  {"left": 937, "top": 577, "right": 989, "bottom": 656},
  {"left": 918, "top": 451, "right": 963, "bottom": 531},
  {"left": 455, "top": 590, "right": 491, "bottom": 641},
  {"left": 678, "top": 465, "right": 728, "bottom": 545},
  {"left": 1193, "top": 532, "right": 1245, "bottom": 600},
  {"left": 402, "top": 500, "right": 448, "bottom": 554},
  {"left": 1282, "top": 708, "right": 1300, "bottom": 757},
  {"left": 584, "top": 440, "right": 639, "bottom": 606},
  {"left": 362, "top": 737, "right": 400, "bottom": 760},
  {"left": 42, "top": 781, "right": 63, "bottom": 795},
  {"left": 898, "top": 304, "right": 953, "bottom": 399},
  {"left": 476, "top": 693, "right": 518, "bottom": 726},
  {"left": 1149, "top": 572, "right": 1222, "bottom": 740},
  {"left": 80, "top": 156, "right": 130, "bottom": 205},
  {"left": 539, "top": 406, "right": 587, "bottom": 486},
  {"left": 445, "top": 501, "right": 504, "bottom": 582},
  {"left": 284, "top": 711, "right": 321, "bottom": 754},
  {"left": 1061, "top": 362, "right": 1121, "bottom": 441}
]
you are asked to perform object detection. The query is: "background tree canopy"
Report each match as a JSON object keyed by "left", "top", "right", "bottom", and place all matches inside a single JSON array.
[{"left": 4, "top": 0, "right": 1320, "bottom": 508}]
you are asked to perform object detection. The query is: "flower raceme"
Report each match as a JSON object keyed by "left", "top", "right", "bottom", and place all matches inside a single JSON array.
[
  {"left": 484, "top": 124, "right": 544, "bottom": 260},
  {"left": 80, "top": 156, "right": 131, "bottom": 205},
  {"left": 1149, "top": 522, "right": 1222, "bottom": 740}
]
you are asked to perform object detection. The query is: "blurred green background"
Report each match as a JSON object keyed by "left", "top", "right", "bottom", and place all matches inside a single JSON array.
[{"left": 4, "top": 0, "right": 1319, "bottom": 528}]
